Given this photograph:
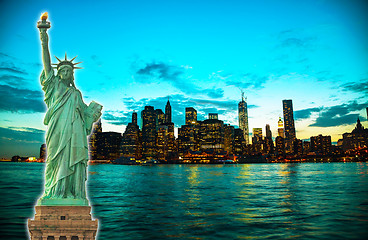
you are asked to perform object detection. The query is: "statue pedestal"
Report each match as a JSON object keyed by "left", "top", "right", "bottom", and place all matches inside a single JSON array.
[{"left": 28, "top": 205, "right": 98, "bottom": 240}]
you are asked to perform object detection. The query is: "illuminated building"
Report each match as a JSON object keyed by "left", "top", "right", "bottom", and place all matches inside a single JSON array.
[
  {"left": 342, "top": 118, "right": 368, "bottom": 151},
  {"left": 283, "top": 100, "right": 296, "bottom": 153},
  {"left": 156, "top": 124, "right": 169, "bottom": 161},
  {"left": 310, "top": 134, "right": 331, "bottom": 155},
  {"left": 185, "top": 107, "right": 197, "bottom": 125},
  {"left": 275, "top": 136, "right": 285, "bottom": 155},
  {"left": 155, "top": 109, "right": 165, "bottom": 125},
  {"left": 209, "top": 113, "right": 218, "bottom": 120},
  {"left": 303, "top": 141, "right": 310, "bottom": 154},
  {"left": 278, "top": 117, "right": 284, "bottom": 137},
  {"left": 120, "top": 112, "right": 142, "bottom": 159},
  {"left": 178, "top": 124, "right": 198, "bottom": 156},
  {"left": 165, "top": 98, "right": 172, "bottom": 123},
  {"left": 233, "top": 128, "right": 245, "bottom": 155},
  {"left": 252, "top": 128, "right": 263, "bottom": 153},
  {"left": 224, "top": 124, "right": 234, "bottom": 154},
  {"left": 141, "top": 106, "right": 157, "bottom": 159},
  {"left": 238, "top": 92, "right": 249, "bottom": 145},
  {"left": 293, "top": 139, "right": 303, "bottom": 156},
  {"left": 198, "top": 115, "right": 225, "bottom": 152}
]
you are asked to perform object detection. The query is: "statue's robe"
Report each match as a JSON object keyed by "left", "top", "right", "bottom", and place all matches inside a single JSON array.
[{"left": 40, "top": 70, "right": 95, "bottom": 199}]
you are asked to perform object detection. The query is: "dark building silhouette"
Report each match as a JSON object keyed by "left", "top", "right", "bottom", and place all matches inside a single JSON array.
[
  {"left": 342, "top": 118, "right": 368, "bottom": 151},
  {"left": 224, "top": 124, "right": 234, "bottom": 154},
  {"left": 141, "top": 106, "right": 157, "bottom": 159},
  {"left": 310, "top": 134, "right": 331, "bottom": 155},
  {"left": 185, "top": 107, "right": 197, "bottom": 125},
  {"left": 178, "top": 124, "right": 198, "bottom": 157},
  {"left": 238, "top": 92, "right": 249, "bottom": 145},
  {"left": 132, "top": 111, "right": 138, "bottom": 125},
  {"left": 165, "top": 99, "right": 172, "bottom": 124},
  {"left": 120, "top": 112, "right": 142, "bottom": 159},
  {"left": 40, "top": 143, "right": 46, "bottom": 160},
  {"left": 96, "top": 132, "right": 122, "bottom": 160},
  {"left": 233, "top": 128, "right": 245, "bottom": 155},
  {"left": 88, "top": 119, "right": 102, "bottom": 160},
  {"left": 275, "top": 136, "right": 285, "bottom": 155},
  {"left": 264, "top": 124, "right": 274, "bottom": 154},
  {"left": 283, "top": 100, "right": 296, "bottom": 153}
]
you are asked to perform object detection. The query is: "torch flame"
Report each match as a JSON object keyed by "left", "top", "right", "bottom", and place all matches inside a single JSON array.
[{"left": 41, "top": 12, "right": 48, "bottom": 21}]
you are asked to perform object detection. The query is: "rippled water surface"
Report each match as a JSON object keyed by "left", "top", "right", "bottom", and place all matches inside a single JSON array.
[{"left": 1, "top": 162, "right": 368, "bottom": 239}]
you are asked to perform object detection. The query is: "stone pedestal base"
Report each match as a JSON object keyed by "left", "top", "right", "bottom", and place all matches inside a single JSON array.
[{"left": 28, "top": 205, "right": 98, "bottom": 240}]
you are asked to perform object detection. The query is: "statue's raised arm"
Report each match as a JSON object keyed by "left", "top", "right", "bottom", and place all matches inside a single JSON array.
[{"left": 37, "top": 13, "right": 52, "bottom": 78}]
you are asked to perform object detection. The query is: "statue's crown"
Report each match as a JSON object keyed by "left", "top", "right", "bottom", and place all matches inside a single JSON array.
[{"left": 52, "top": 53, "right": 82, "bottom": 70}]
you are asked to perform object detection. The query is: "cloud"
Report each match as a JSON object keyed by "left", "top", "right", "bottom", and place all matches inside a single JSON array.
[
  {"left": 294, "top": 107, "right": 321, "bottom": 120},
  {"left": 0, "top": 84, "right": 45, "bottom": 113},
  {"left": 0, "top": 67, "right": 28, "bottom": 75},
  {"left": 310, "top": 101, "right": 367, "bottom": 127},
  {"left": 0, "top": 126, "right": 45, "bottom": 144},
  {"left": 134, "top": 61, "right": 224, "bottom": 98},
  {"left": 103, "top": 111, "right": 131, "bottom": 125},
  {"left": 340, "top": 78, "right": 368, "bottom": 95}
]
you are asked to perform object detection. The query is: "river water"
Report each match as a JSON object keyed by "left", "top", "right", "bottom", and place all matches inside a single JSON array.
[{"left": 0, "top": 162, "right": 367, "bottom": 239}]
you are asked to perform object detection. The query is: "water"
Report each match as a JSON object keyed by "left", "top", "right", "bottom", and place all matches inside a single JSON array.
[{"left": 0, "top": 162, "right": 368, "bottom": 239}]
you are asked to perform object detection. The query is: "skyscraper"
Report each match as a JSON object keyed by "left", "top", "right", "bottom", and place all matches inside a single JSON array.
[
  {"left": 238, "top": 92, "right": 249, "bottom": 145},
  {"left": 265, "top": 124, "right": 272, "bottom": 139},
  {"left": 282, "top": 100, "right": 296, "bottom": 140},
  {"left": 277, "top": 117, "right": 284, "bottom": 137},
  {"left": 141, "top": 106, "right": 157, "bottom": 159},
  {"left": 165, "top": 98, "right": 172, "bottom": 123},
  {"left": 185, "top": 107, "right": 197, "bottom": 125},
  {"left": 132, "top": 111, "right": 137, "bottom": 125}
]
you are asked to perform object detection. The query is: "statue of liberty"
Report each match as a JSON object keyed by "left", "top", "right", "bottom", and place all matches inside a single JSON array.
[{"left": 37, "top": 13, "right": 102, "bottom": 205}]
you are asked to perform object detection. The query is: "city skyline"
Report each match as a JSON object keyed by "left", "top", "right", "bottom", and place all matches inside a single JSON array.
[{"left": 1, "top": 0, "right": 368, "bottom": 158}]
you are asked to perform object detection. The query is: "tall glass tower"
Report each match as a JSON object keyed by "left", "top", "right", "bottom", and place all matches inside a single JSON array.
[
  {"left": 238, "top": 92, "right": 249, "bottom": 145},
  {"left": 282, "top": 99, "right": 296, "bottom": 140}
]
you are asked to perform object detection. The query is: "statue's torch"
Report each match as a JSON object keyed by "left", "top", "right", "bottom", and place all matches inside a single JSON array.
[{"left": 37, "top": 12, "right": 51, "bottom": 30}]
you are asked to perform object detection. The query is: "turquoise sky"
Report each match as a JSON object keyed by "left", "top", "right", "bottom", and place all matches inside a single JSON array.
[{"left": 0, "top": 0, "right": 367, "bottom": 158}]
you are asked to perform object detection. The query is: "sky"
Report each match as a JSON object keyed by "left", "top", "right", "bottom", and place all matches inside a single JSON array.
[{"left": 0, "top": 0, "right": 367, "bottom": 158}]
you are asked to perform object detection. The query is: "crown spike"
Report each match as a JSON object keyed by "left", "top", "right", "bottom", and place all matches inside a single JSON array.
[
  {"left": 73, "top": 62, "right": 82, "bottom": 65},
  {"left": 65, "top": 52, "right": 68, "bottom": 61},
  {"left": 70, "top": 56, "right": 77, "bottom": 62},
  {"left": 74, "top": 67, "right": 83, "bottom": 69},
  {"left": 55, "top": 56, "right": 62, "bottom": 62}
]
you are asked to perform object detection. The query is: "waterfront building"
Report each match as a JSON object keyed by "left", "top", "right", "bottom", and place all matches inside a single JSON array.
[
  {"left": 310, "top": 134, "right": 332, "bottom": 155},
  {"left": 293, "top": 139, "right": 304, "bottom": 156},
  {"left": 252, "top": 128, "right": 263, "bottom": 153},
  {"left": 275, "top": 136, "right": 285, "bottom": 155},
  {"left": 156, "top": 124, "right": 169, "bottom": 161},
  {"left": 198, "top": 117, "right": 225, "bottom": 152},
  {"left": 303, "top": 141, "right": 310, "bottom": 155},
  {"left": 120, "top": 112, "right": 142, "bottom": 159},
  {"left": 96, "top": 132, "right": 122, "bottom": 160},
  {"left": 342, "top": 118, "right": 368, "bottom": 151},
  {"left": 224, "top": 124, "right": 234, "bottom": 154},
  {"left": 39, "top": 143, "right": 46, "bottom": 160},
  {"left": 178, "top": 124, "right": 198, "bottom": 156},
  {"left": 266, "top": 124, "right": 272, "bottom": 139},
  {"left": 165, "top": 98, "right": 172, "bottom": 123},
  {"left": 141, "top": 106, "right": 157, "bottom": 159},
  {"left": 238, "top": 92, "right": 249, "bottom": 145},
  {"left": 233, "top": 128, "right": 245, "bottom": 155}
]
